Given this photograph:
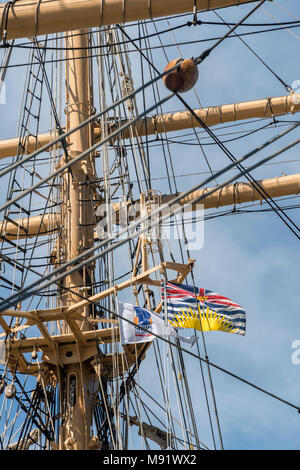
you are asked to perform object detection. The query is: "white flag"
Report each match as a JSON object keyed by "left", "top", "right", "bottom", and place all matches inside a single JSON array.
[
  {"left": 118, "top": 302, "right": 198, "bottom": 347},
  {"left": 0, "top": 340, "right": 6, "bottom": 365}
]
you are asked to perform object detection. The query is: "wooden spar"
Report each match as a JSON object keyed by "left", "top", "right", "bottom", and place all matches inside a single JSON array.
[
  {"left": 107, "top": 173, "right": 300, "bottom": 213},
  {"left": 114, "top": 93, "right": 300, "bottom": 140},
  {"left": 2, "top": 174, "right": 300, "bottom": 240},
  {"left": 168, "top": 173, "right": 300, "bottom": 210},
  {"left": 0, "top": 132, "right": 59, "bottom": 160},
  {"left": 0, "top": 213, "right": 59, "bottom": 239},
  {"left": 0, "top": 94, "right": 299, "bottom": 160},
  {"left": 66, "top": 261, "right": 194, "bottom": 314},
  {"left": 0, "top": 0, "right": 258, "bottom": 40}
]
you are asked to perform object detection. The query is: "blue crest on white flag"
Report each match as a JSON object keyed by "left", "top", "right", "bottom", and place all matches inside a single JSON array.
[{"left": 118, "top": 302, "right": 198, "bottom": 346}]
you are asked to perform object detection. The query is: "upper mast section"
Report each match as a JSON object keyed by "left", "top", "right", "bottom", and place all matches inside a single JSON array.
[{"left": 63, "top": 29, "right": 95, "bottom": 319}]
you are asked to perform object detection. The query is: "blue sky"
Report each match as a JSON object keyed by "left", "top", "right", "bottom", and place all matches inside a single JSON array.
[{"left": 1, "top": 0, "right": 300, "bottom": 451}]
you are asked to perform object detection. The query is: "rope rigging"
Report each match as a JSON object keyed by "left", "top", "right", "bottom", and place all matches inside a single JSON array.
[
  {"left": 4, "top": 22, "right": 300, "bottom": 69},
  {"left": 212, "top": 9, "right": 292, "bottom": 92},
  {"left": 116, "top": 19, "right": 300, "bottom": 243},
  {"left": 1, "top": 120, "right": 299, "bottom": 312}
]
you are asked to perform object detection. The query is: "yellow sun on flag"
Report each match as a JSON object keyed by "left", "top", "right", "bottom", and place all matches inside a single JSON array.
[{"left": 168, "top": 304, "right": 238, "bottom": 333}]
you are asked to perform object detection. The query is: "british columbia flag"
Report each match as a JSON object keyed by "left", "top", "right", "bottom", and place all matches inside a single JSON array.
[{"left": 162, "top": 281, "right": 246, "bottom": 335}]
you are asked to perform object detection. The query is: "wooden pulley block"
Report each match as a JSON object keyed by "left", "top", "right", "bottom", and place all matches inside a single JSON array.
[{"left": 162, "top": 58, "right": 198, "bottom": 93}]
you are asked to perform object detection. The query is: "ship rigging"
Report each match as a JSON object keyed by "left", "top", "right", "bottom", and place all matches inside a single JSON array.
[{"left": 0, "top": 0, "right": 299, "bottom": 451}]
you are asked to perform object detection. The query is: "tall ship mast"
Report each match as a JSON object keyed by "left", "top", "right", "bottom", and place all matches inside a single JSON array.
[{"left": 0, "top": 0, "right": 299, "bottom": 451}]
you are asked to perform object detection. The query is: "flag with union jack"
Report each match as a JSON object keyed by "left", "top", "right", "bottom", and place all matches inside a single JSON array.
[{"left": 162, "top": 281, "right": 246, "bottom": 335}]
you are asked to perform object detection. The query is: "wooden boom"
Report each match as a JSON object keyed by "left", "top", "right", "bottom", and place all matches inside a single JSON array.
[
  {"left": 0, "top": 94, "right": 299, "bottom": 160},
  {"left": 0, "top": 213, "right": 59, "bottom": 239},
  {"left": 109, "top": 93, "right": 300, "bottom": 140},
  {"left": 2, "top": 174, "right": 300, "bottom": 240},
  {"left": 172, "top": 173, "right": 300, "bottom": 209},
  {"left": 0, "top": 0, "right": 258, "bottom": 40}
]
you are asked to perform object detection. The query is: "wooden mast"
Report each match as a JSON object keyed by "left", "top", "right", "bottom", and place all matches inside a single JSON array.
[{"left": 58, "top": 28, "right": 96, "bottom": 450}]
